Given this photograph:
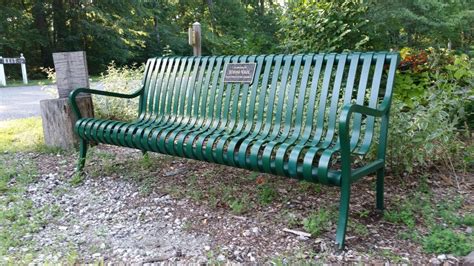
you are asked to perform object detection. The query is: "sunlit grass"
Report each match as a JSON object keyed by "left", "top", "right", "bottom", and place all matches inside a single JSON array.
[{"left": 0, "top": 117, "right": 44, "bottom": 152}]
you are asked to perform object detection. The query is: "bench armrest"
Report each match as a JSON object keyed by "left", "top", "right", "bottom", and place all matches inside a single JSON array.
[
  {"left": 69, "top": 87, "right": 143, "bottom": 119},
  {"left": 338, "top": 103, "right": 390, "bottom": 179}
]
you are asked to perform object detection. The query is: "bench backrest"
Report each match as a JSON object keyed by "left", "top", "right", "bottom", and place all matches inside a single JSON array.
[{"left": 138, "top": 53, "right": 399, "bottom": 153}]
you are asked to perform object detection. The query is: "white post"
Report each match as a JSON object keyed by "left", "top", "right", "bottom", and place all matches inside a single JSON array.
[
  {"left": 0, "top": 57, "right": 6, "bottom": 86},
  {"left": 20, "top": 53, "right": 28, "bottom": 84}
]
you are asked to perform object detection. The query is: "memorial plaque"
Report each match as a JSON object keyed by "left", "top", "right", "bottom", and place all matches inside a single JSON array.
[{"left": 224, "top": 63, "right": 256, "bottom": 84}]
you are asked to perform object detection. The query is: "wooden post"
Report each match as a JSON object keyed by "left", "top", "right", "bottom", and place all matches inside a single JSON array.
[
  {"left": 188, "top": 22, "right": 201, "bottom": 56},
  {"left": 40, "top": 51, "right": 94, "bottom": 149}
]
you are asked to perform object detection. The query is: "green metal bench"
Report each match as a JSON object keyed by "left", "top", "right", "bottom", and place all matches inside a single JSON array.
[{"left": 70, "top": 52, "right": 399, "bottom": 249}]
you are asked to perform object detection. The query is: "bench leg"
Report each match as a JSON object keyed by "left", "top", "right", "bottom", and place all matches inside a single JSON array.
[
  {"left": 376, "top": 167, "right": 384, "bottom": 210},
  {"left": 77, "top": 139, "right": 88, "bottom": 171},
  {"left": 335, "top": 183, "right": 351, "bottom": 249}
]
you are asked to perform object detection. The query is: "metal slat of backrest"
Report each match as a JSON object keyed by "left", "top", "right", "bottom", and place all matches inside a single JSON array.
[
  {"left": 173, "top": 57, "right": 216, "bottom": 157},
  {"left": 356, "top": 53, "right": 386, "bottom": 154},
  {"left": 246, "top": 55, "right": 294, "bottom": 170},
  {"left": 140, "top": 58, "right": 160, "bottom": 119},
  {"left": 349, "top": 53, "right": 374, "bottom": 149},
  {"left": 182, "top": 57, "right": 226, "bottom": 159},
  {"left": 312, "top": 54, "right": 336, "bottom": 145},
  {"left": 203, "top": 56, "right": 240, "bottom": 162},
  {"left": 132, "top": 58, "right": 189, "bottom": 151},
  {"left": 150, "top": 57, "right": 201, "bottom": 153},
  {"left": 273, "top": 54, "right": 314, "bottom": 176},
  {"left": 162, "top": 57, "right": 209, "bottom": 155},
  {"left": 123, "top": 58, "right": 179, "bottom": 148},
  {"left": 286, "top": 54, "right": 327, "bottom": 177},
  {"left": 260, "top": 55, "right": 303, "bottom": 173},
  {"left": 192, "top": 56, "right": 233, "bottom": 161},
  {"left": 223, "top": 55, "right": 266, "bottom": 166},
  {"left": 238, "top": 55, "right": 284, "bottom": 168},
  {"left": 138, "top": 58, "right": 155, "bottom": 119},
  {"left": 315, "top": 53, "right": 361, "bottom": 180},
  {"left": 128, "top": 58, "right": 186, "bottom": 149},
  {"left": 148, "top": 58, "right": 168, "bottom": 117},
  {"left": 213, "top": 56, "right": 257, "bottom": 164},
  {"left": 162, "top": 57, "right": 183, "bottom": 118},
  {"left": 155, "top": 58, "right": 175, "bottom": 117},
  {"left": 218, "top": 55, "right": 271, "bottom": 165},
  {"left": 319, "top": 53, "right": 348, "bottom": 148}
]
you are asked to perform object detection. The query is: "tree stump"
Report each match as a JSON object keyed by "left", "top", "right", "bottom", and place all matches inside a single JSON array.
[{"left": 40, "top": 96, "right": 93, "bottom": 149}]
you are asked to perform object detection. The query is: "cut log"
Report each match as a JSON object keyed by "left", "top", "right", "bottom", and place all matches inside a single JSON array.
[{"left": 40, "top": 96, "right": 93, "bottom": 149}]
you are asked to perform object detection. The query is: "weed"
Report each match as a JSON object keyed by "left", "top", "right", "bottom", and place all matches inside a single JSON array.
[
  {"left": 228, "top": 195, "right": 252, "bottom": 214},
  {"left": 257, "top": 183, "right": 277, "bottom": 205},
  {"left": 303, "top": 208, "right": 333, "bottom": 236},
  {"left": 422, "top": 227, "right": 473, "bottom": 256},
  {"left": 69, "top": 173, "right": 84, "bottom": 186},
  {"left": 349, "top": 221, "right": 369, "bottom": 237}
]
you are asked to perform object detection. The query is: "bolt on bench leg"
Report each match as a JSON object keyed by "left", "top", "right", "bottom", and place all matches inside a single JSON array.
[{"left": 77, "top": 139, "right": 88, "bottom": 172}]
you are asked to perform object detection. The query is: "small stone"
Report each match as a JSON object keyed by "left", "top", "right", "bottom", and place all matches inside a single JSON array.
[
  {"left": 204, "top": 246, "right": 211, "bottom": 251},
  {"left": 251, "top": 227, "right": 259, "bottom": 234},
  {"left": 100, "top": 243, "right": 106, "bottom": 249},
  {"left": 429, "top": 258, "right": 441, "bottom": 265},
  {"left": 466, "top": 227, "right": 472, "bottom": 234},
  {"left": 217, "top": 254, "right": 226, "bottom": 262},
  {"left": 464, "top": 251, "right": 474, "bottom": 265},
  {"left": 437, "top": 254, "right": 447, "bottom": 261},
  {"left": 243, "top": 230, "right": 251, "bottom": 237},
  {"left": 92, "top": 253, "right": 101, "bottom": 258}
]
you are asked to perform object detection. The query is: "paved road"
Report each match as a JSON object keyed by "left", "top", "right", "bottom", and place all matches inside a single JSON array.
[
  {"left": 0, "top": 83, "right": 101, "bottom": 121},
  {"left": 0, "top": 85, "right": 55, "bottom": 121}
]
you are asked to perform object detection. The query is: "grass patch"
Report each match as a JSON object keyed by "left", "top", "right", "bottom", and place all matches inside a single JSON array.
[
  {"left": 384, "top": 178, "right": 473, "bottom": 256},
  {"left": 0, "top": 117, "right": 44, "bottom": 152},
  {"left": 303, "top": 208, "right": 333, "bottom": 236},
  {"left": 422, "top": 227, "right": 473, "bottom": 256},
  {"left": 0, "top": 157, "right": 46, "bottom": 262},
  {"left": 0, "top": 79, "right": 53, "bottom": 88}
]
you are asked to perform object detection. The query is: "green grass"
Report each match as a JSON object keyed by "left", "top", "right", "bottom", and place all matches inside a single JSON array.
[
  {"left": 302, "top": 208, "right": 333, "bottom": 236},
  {"left": 383, "top": 179, "right": 473, "bottom": 256},
  {"left": 0, "top": 117, "right": 44, "bottom": 152},
  {"left": 0, "top": 79, "right": 53, "bottom": 88}
]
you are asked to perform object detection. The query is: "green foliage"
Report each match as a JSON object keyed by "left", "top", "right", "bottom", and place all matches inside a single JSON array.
[
  {"left": 257, "top": 183, "right": 277, "bottom": 205},
  {"left": 385, "top": 49, "right": 472, "bottom": 174},
  {"left": 302, "top": 208, "right": 333, "bottom": 236},
  {"left": 365, "top": 0, "right": 474, "bottom": 50},
  {"left": 0, "top": 117, "right": 44, "bottom": 153},
  {"left": 279, "top": 0, "right": 369, "bottom": 53},
  {"left": 422, "top": 227, "right": 473, "bottom": 256},
  {"left": 93, "top": 62, "right": 144, "bottom": 121}
]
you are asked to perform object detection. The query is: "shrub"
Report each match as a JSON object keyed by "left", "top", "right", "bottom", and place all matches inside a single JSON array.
[
  {"left": 383, "top": 48, "right": 473, "bottom": 175},
  {"left": 422, "top": 227, "right": 473, "bottom": 256},
  {"left": 303, "top": 208, "right": 333, "bottom": 236},
  {"left": 93, "top": 62, "right": 144, "bottom": 121},
  {"left": 279, "top": 0, "right": 369, "bottom": 53}
]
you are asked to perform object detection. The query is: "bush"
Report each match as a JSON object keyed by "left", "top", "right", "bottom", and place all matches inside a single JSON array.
[
  {"left": 279, "top": 0, "right": 369, "bottom": 53},
  {"left": 93, "top": 62, "right": 144, "bottom": 121},
  {"left": 422, "top": 227, "right": 473, "bottom": 256},
  {"left": 384, "top": 48, "right": 473, "bottom": 175}
]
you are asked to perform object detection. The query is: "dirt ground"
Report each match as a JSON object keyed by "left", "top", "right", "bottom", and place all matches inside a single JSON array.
[{"left": 1, "top": 145, "right": 472, "bottom": 264}]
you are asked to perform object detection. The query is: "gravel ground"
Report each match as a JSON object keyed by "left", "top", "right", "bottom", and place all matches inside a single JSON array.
[{"left": 1, "top": 146, "right": 472, "bottom": 264}]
